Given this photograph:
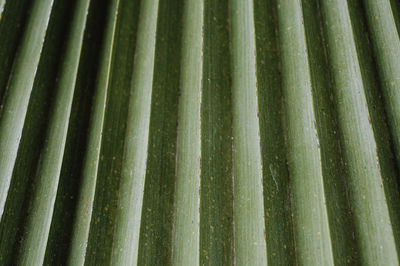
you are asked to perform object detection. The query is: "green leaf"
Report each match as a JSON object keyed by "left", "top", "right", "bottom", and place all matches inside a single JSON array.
[
  {"left": 110, "top": 0, "right": 159, "bottom": 264},
  {"left": 171, "top": 0, "right": 203, "bottom": 264},
  {"left": 16, "top": 0, "right": 90, "bottom": 264},
  {"left": 66, "top": 1, "right": 120, "bottom": 265},
  {"left": 230, "top": 0, "right": 267, "bottom": 264},
  {"left": 0, "top": 0, "right": 54, "bottom": 218},
  {"left": 277, "top": 0, "right": 358, "bottom": 264},
  {"left": 363, "top": 0, "right": 400, "bottom": 167},
  {"left": 320, "top": 0, "right": 400, "bottom": 263},
  {"left": 0, "top": 0, "right": 399, "bottom": 265}
]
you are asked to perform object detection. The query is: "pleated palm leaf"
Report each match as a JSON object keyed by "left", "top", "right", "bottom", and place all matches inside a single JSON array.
[{"left": 0, "top": 0, "right": 399, "bottom": 265}]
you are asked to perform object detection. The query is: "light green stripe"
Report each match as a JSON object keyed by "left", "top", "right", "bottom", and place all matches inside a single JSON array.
[
  {"left": 363, "top": 0, "right": 400, "bottom": 166},
  {"left": 277, "top": 0, "right": 334, "bottom": 264},
  {"left": 230, "top": 0, "right": 267, "bottom": 264},
  {"left": 67, "top": 1, "right": 120, "bottom": 265},
  {"left": 0, "top": 0, "right": 54, "bottom": 219},
  {"left": 17, "top": 0, "right": 91, "bottom": 264},
  {"left": 110, "top": 0, "right": 159, "bottom": 265},
  {"left": 172, "top": 0, "right": 203, "bottom": 264},
  {"left": 320, "top": 0, "right": 400, "bottom": 264},
  {"left": 136, "top": 0, "right": 182, "bottom": 263},
  {"left": 253, "top": 0, "right": 296, "bottom": 263}
]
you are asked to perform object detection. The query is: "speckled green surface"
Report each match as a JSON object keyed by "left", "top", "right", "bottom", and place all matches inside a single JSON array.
[
  {"left": 171, "top": 0, "right": 203, "bottom": 264},
  {"left": 230, "top": 0, "right": 267, "bottom": 264},
  {"left": 16, "top": 0, "right": 90, "bottom": 264},
  {"left": 84, "top": 0, "right": 141, "bottom": 264},
  {"left": 0, "top": 1, "right": 75, "bottom": 264},
  {"left": 0, "top": 0, "right": 399, "bottom": 265},
  {"left": 0, "top": 0, "right": 54, "bottom": 218},
  {"left": 278, "top": 0, "right": 357, "bottom": 264},
  {"left": 321, "top": 0, "right": 400, "bottom": 264},
  {"left": 254, "top": 0, "right": 295, "bottom": 264},
  {"left": 363, "top": 0, "right": 400, "bottom": 167},
  {"left": 200, "top": 1, "right": 233, "bottom": 265}
]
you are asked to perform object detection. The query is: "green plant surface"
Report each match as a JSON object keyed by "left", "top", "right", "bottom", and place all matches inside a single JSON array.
[
  {"left": 0, "top": 0, "right": 5, "bottom": 19},
  {"left": 0, "top": 0, "right": 32, "bottom": 104},
  {"left": 171, "top": 0, "right": 203, "bottom": 264},
  {"left": 0, "top": 0, "right": 76, "bottom": 264},
  {"left": 363, "top": 0, "right": 400, "bottom": 166},
  {"left": 230, "top": 0, "right": 267, "bottom": 264},
  {"left": 0, "top": 0, "right": 54, "bottom": 218},
  {"left": 320, "top": 0, "right": 400, "bottom": 264},
  {"left": 66, "top": 1, "right": 119, "bottom": 265},
  {"left": 110, "top": 0, "right": 159, "bottom": 265},
  {"left": 254, "top": 0, "right": 296, "bottom": 264},
  {"left": 0, "top": 0, "right": 399, "bottom": 265},
  {"left": 200, "top": 0, "right": 234, "bottom": 265},
  {"left": 136, "top": 0, "right": 182, "bottom": 264},
  {"left": 84, "top": 0, "right": 141, "bottom": 264},
  {"left": 16, "top": 0, "right": 90, "bottom": 264},
  {"left": 277, "top": 0, "right": 358, "bottom": 264}
]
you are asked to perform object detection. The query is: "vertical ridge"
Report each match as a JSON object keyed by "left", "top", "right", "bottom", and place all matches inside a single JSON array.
[
  {"left": 320, "top": 0, "right": 400, "bottom": 264},
  {"left": 363, "top": 0, "right": 400, "bottom": 166},
  {"left": 84, "top": 0, "right": 141, "bottom": 263},
  {"left": 0, "top": 0, "right": 54, "bottom": 218},
  {"left": 171, "top": 0, "right": 203, "bottom": 264},
  {"left": 301, "top": 0, "right": 359, "bottom": 264},
  {"left": 301, "top": 0, "right": 359, "bottom": 263},
  {"left": 43, "top": 1, "right": 111, "bottom": 263},
  {"left": 277, "top": 0, "right": 334, "bottom": 264},
  {"left": 0, "top": 1, "right": 398, "bottom": 265},
  {"left": 16, "top": 0, "right": 91, "bottom": 264},
  {"left": 0, "top": 0, "right": 31, "bottom": 104},
  {"left": 277, "top": 0, "right": 359, "bottom": 264},
  {"left": 136, "top": 0, "right": 183, "bottom": 263},
  {"left": 109, "top": 0, "right": 159, "bottom": 264},
  {"left": 253, "top": 0, "right": 296, "bottom": 264},
  {"left": 66, "top": 0, "right": 119, "bottom": 264},
  {"left": 0, "top": 1, "right": 75, "bottom": 264},
  {"left": 230, "top": 0, "right": 268, "bottom": 264}
]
